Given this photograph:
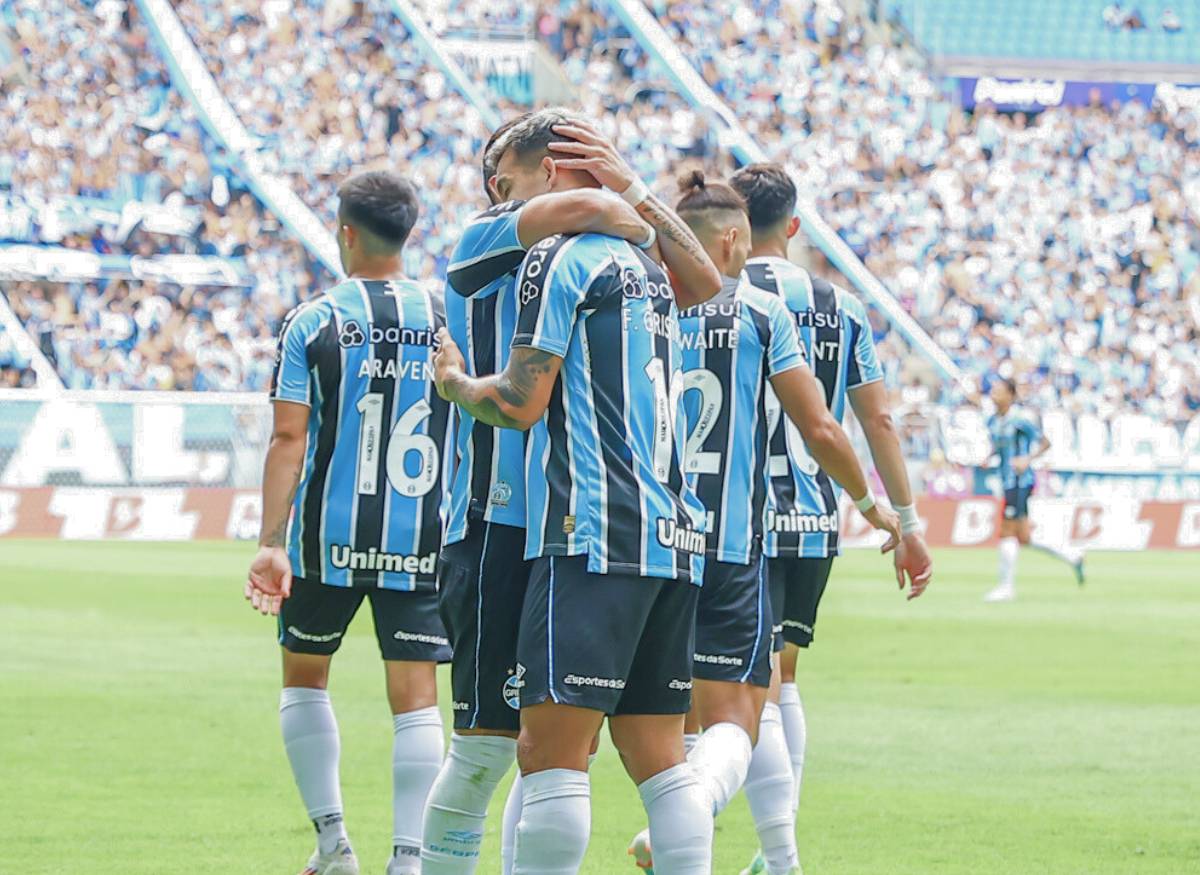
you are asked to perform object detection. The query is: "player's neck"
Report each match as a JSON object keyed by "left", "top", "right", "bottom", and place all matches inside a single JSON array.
[
  {"left": 347, "top": 254, "right": 405, "bottom": 281},
  {"left": 748, "top": 241, "right": 789, "bottom": 261}
]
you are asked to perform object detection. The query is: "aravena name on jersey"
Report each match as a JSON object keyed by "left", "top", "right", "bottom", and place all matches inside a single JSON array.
[
  {"left": 443, "top": 199, "right": 531, "bottom": 543},
  {"left": 988, "top": 406, "right": 1041, "bottom": 490},
  {"left": 742, "top": 256, "right": 883, "bottom": 559},
  {"left": 678, "top": 275, "right": 806, "bottom": 565},
  {"left": 270, "top": 278, "right": 454, "bottom": 590},
  {"left": 511, "top": 232, "right": 708, "bottom": 583}
]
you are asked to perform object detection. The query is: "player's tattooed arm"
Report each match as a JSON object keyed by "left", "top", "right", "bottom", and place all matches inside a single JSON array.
[
  {"left": 245, "top": 400, "right": 308, "bottom": 615},
  {"left": 434, "top": 329, "right": 561, "bottom": 431},
  {"left": 547, "top": 121, "right": 721, "bottom": 307}
]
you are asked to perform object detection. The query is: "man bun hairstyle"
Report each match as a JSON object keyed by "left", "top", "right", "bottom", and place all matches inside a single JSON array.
[
  {"left": 729, "top": 162, "right": 797, "bottom": 232},
  {"left": 674, "top": 168, "right": 748, "bottom": 215},
  {"left": 337, "top": 170, "right": 419, "bottom": 249}
]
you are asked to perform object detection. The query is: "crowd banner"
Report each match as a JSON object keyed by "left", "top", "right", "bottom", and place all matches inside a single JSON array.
[{"left": 957, "top": 77, "right": 1200, "bottom": 112}]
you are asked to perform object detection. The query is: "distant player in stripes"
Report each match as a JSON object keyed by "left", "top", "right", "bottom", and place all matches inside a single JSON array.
[
  {"left": 983, "top": 376, "right": 1084, "bottom": 602},
  {"left": 421, "top": 108, "right": 721, "bottom": 875},
  {"left": 434, "top": 114, "right": 725, "bottom": 875},
  {"left": 729, "top": 162, "right": 934, "bottom": 875},
  {"left": 627, "top": 172, "right": 904, "bottom": 874},
  {"left": 244, "top": 171, "right": 453, "bottom": 875}
]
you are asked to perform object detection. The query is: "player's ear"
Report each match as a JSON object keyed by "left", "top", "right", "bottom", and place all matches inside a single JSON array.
[
  {"left": 486, "top": 174, "right": 501, "bottom": 204},
  {"left": 787, "top": 215, "right": 801, "bottom": 239},
  {"left": 540, "top": 156, "right": 557, "bottom": 189},
  {"left": 342, "top": 224, "right": 356, "bottom": 250}
]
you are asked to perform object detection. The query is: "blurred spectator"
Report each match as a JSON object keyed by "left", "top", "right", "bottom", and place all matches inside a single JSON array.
[{"left": 1162, "top": 7, "right": 1182, "bottom": 32}]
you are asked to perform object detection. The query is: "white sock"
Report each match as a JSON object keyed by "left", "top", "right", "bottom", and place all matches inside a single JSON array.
[
  {"left": 391, "top": 706, "right": 444, "bottom": 871},
  {"left": 280, "top": 687, "right": 347, "bottom": 855},
  {"left": 745, "top": 702, "right": 800, "bottom": 875},
  {"left": 1028, "top": 540, "right": 1076, "bottom": 566},
  {"left": 513, "top": 768, "right": 591, "bottom": 875},
  {"left": 777, "top": 682, "right": 807, "bottom": 811},
  {"left": 683, "top": 732, "right": 701, "bottom": 756},
  {"left": 421, "top": 735, "right": 516, "bottom": 874},
  {"left": 998, "top": 536, "right": 1019, "bottom": 589},
  {"left": 637, "top": 763, "right": 713, "bottom": 875},
  {"left": 686, "top": 722, "right": 753, "bottom": 816},
  {"left": 500, "top": 771, "right": 523, "bottom": 875}
]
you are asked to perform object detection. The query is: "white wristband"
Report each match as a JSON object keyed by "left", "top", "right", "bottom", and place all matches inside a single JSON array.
[
  {"left": 637, "top": 224, "right": 657, "bottom": 250},
  {"left": 853, "top": 489, "right": 876, "bottom": 514},
  {"left": 895, "top": 503, "right": 921, "bottom": 535},
  {"left": 620, "top": 177, "right": 650, "bottom": 207}
]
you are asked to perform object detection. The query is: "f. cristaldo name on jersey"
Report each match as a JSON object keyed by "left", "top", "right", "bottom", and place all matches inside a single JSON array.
[
  {"left": 328, "top": 545, "right": 438, "bottom": 574},
  {"left": 625, "top": 306, "right": 678, "bottom": 341},
  {"left": 767, "top": 508, "right": 839, "bottom": 533},
  {"left": 655, "top": 518, "right": 707, "bottom": 554}
]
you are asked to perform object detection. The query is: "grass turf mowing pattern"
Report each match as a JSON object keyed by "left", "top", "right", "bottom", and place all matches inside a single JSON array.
[{"left": 2, "top": 542, "right": 1198, "bottom": 874}]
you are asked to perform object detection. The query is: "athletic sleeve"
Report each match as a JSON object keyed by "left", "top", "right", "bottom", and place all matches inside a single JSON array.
[
  {"left": 511, "top": 235, "right": 589, "bottom": 358},
  {"left": 268, "top": 302, "right": 324, "bottom": 406},
  {"left": 843, "top": 292, "right": 883, "bottom": 388},
  {"left": 1017, "top": 412, "right": 1042, "bottom": 445},
  {"left": 446, "top": 200, "right": 528, "bottom": 298},
  {"left": 763, "top": 292, "right": 806, "bottom": 377}
]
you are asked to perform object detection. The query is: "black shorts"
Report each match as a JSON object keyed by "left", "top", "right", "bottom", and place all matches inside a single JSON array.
[
  {"left": 278, "top": 577, "right": 451, "bottom": 662},
  {"left": 768, "top": 557, "right": 835, "bottom": 649},
  {"left": 517, "top": 554, "right": 699, "bottom": 716},
  {"left": 438, "top": 520, "right": 533, "bottom": 731},
  {"left": 1003, "top": 485, "right": 1033, "bottom": 520},
  {"left": 693, "top": 553, "right": 772, "bottom": 688}
]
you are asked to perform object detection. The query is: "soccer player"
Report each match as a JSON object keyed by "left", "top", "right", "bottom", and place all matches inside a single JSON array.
[
  {"left": 729, "top": 163, "right": 934, "bottom": 875},
  {"left": 983, "top": 376, "right": 1084, "bottom": 602},
  {"left": 421, "top": 107, "right": 721, "bottom": 875},
  {"left": 433, "top": 120, "right": 726, "bottom": 875},
  {"left": 627, "top": 172, "right": 905, "bottom": 873},
  {"left": 244, "top": 171, "right": 453, "bottom": 875}
]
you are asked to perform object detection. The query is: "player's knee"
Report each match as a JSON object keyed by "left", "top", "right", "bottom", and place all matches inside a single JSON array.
[
  {"left": 385, "top": 660, "right": 438, "bottom": 714},
  {"left": 281, "top": 650, "right": 331, "bottom": 689}
]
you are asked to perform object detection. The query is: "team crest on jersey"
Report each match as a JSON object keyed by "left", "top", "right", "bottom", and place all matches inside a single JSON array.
[
  {"left": 504, "top": 663, "right": 526, "bottom": 710},
  {"left": 489, "top": 481, "right": 512, "bottom": 508},
  {"left": 338, "top": 320, "right": 366, "bottom": 348}
]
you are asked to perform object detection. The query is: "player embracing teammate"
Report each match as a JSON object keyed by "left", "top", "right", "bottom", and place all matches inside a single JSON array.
[{"left": 245, "top": 115, "right": 934, "bottom": 875}]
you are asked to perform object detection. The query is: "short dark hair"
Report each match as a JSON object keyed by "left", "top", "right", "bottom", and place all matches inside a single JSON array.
[
  {"left": 729, "top": 163, "right": 797, "bottom": 232},
  {"left": 485, "top": 106, "right": 587, "bottom": 172},
  {"left": 999, "top": 376, "right": 1018, "bottom": 397},
  {"left": 337, "top": 170, "right": 419, "bottom": 249},
  {"left": 674, "top": 169, "right": 747, "bottom": 216},
  {"left": 482, "top": 112, "right": 531, "bottom": 195}
]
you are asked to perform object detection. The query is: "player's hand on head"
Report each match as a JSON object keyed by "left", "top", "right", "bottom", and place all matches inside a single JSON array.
[
  {"left": 893, "top": 533, "right": 933, "bottom": 600},
  {"left": 245, "top": 545, "right": 292, "bottom": 616},
  {"left": 433, "top": 327, "right": 465, "bottom": 401},
  {"left": 548, "top": 121, "right": 636, "bottom": 192},
  {"left": 863, "top": 505, "right": 901, "bottom": 555}
]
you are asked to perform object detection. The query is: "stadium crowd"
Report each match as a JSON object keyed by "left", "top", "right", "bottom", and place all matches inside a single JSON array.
[{"left": 2, "top": 0, "right": 1197, "bottom": 426}]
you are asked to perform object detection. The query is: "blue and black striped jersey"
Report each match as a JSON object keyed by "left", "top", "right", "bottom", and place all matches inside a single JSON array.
[
  {"left": 987, "top": 407, "right": 1041, "bottom": 490},
  {"left": 443, "top": 200, "right": 530, "bottom": 543},
  {"left": 513, "top": 233, "right": 707, "bottom": 584},
  {"left": 742, "top": 257, "right": 883, "bottom": 559},
  {"left": 269, "top": 278, "right": 454, "bottom": 590},
  {"left": 679, "top": 276, "right": 806, "bottom": 565}
]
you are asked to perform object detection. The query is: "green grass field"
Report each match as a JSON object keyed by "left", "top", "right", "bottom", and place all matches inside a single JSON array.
[{"left": 3, "top": 541, "right": 1199, "bottom": 874}]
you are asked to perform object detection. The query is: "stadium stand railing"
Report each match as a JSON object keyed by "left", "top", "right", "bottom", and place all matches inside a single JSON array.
[
  {"left": 132, "top": 0, "right": 343, "bottom": 277},
  {"left": 384, "top": 0, "right": 502, "bottom": 131},
  {"left": 0, "top": 291, "right": 60, "bottom": 389},
  {"left": 602, "top": 0, "right": 966, "bottom": 389}
]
